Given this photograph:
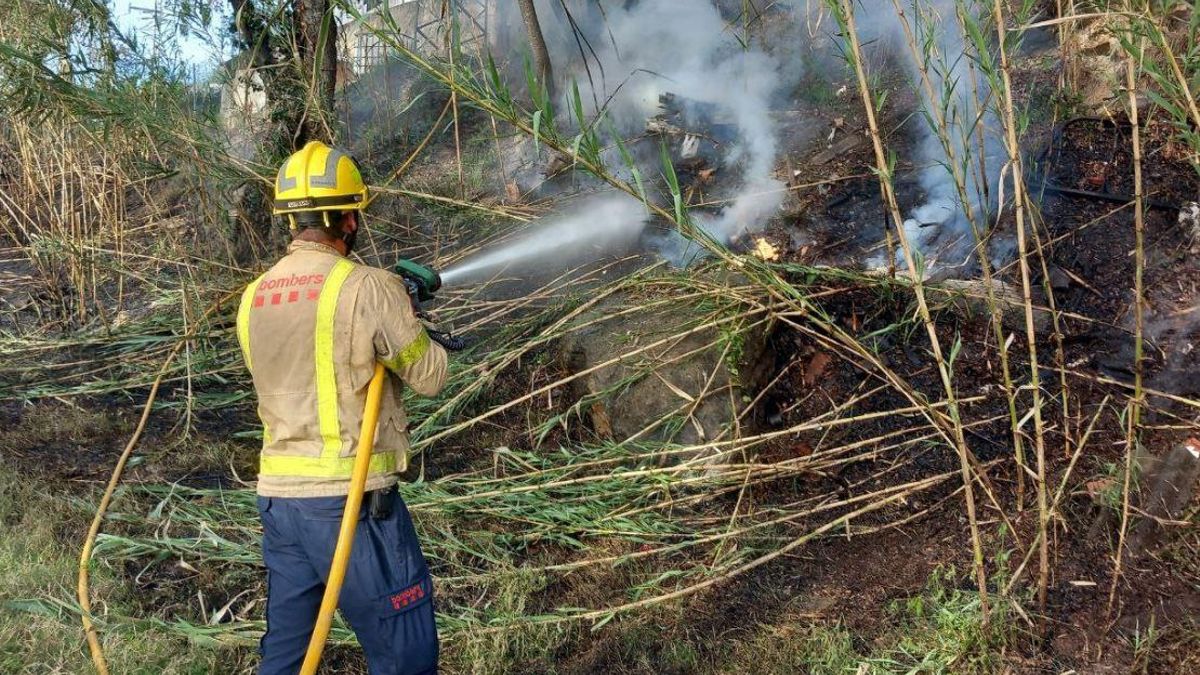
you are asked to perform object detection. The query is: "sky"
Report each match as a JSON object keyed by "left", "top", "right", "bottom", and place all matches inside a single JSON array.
[{"left": 111, "top": 0, "right": 229, "bottom": 73}]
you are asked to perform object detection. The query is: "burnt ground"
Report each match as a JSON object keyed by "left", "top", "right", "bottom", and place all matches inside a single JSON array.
[
  {"left": 721, "top": 100, "right": 1198, "bottom": 674},
  {"left": 4, "top": 152, "right": 1193, "bottom": 675},
  {"left": 406, "top": 77, "right": 1198, "bottom": 671},
  {"left": 498, "top": 34, "right": 1199, "bottom": 671}
]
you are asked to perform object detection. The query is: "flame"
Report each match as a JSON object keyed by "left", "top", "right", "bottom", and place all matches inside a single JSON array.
[{"left": 752, "top": 237, "right": 780, "bottom": 261}]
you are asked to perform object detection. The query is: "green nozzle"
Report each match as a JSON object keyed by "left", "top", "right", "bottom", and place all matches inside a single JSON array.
[{"left": 394, "top": 259, "right": 442, "bottom": 303}]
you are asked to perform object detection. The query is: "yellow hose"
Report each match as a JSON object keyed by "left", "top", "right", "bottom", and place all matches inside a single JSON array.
[
  {"left": 79, "top": 293, "right": 235, "bottom": 675},
  {"left": 300, "top": 362, "right": 387, "bottom": 674}
]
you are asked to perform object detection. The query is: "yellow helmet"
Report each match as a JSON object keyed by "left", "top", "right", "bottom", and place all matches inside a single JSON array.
[{"left": 273, "top": 141, "right": 368, "bottom": 228}]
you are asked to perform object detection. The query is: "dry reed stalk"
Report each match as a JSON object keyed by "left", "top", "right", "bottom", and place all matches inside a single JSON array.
[
  {"left": 834, "top": 0, "right": 989, "bottom": 619},
  {"left": 689, "top": 173, "right": 872, "bottom": 208},
  {"left": 466, "top": 382, "right": 908, "bottom": 492},
  {"left": 889, "top": 0, "right": 1028, "bottom": 515},
  {"left": 988, "top": 0, "right": 1051, "bottom": 622},
  {"left": 1110, "top": 22, "right": 1146, "bottom": 614},
  {"left": 1056, "top": 1, "right": 1076, "bottom": 90},
  {"left": 1006, "top": 395, "right": 1112, "bottom": 595},
  {"left": 1019, "top": 208, "right": 1075, "bottom": 462},
  {"left": 478, "top": 472, "right": 961, "bottom": 632},
  {"left": 78, "top": 291, "right": 236, "bottom": 674},
  {"left": 1146, "top": 12, "right": 1200, "bottom": 132},
  {"left": 415, "top": 306, "right": 772, "bottom": 448},
  {"left": 439, "top": 257, "right": 654, "bottom": 333},
  {"left": 455, "top": 395, "right": 976, "bottom": 498},
  {"left": 372, "top": 185, "right": 532, "bottom": 220},
  {"left": 554, "top": 468, "right": 961, "bottom": 574},
  {"left": 442, "top": 0, "right": 466, "bottom": 199},
  {"left": 1061, "top": 368, "right": 1200, "bottom": 411}
]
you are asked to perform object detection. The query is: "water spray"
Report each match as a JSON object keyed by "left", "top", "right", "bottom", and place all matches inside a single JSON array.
[{"left": 438, "top": 193, "right": 652, "bottom": 288}]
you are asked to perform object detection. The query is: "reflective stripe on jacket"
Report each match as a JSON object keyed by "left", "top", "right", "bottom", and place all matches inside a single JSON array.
[{"left": 236, "top": 240, "right": 448, "bottom": 497}]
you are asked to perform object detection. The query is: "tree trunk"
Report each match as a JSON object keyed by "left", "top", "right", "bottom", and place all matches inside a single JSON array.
[
  {"left": 224, "top": 0, "right": 340, "bottom": 260},
  {"left": 228, "top": 0, "right": 289, "bottom": 260},
  {"left": 295, "top": 0, "right": 338, "bottom": 144},
  {"left": 516, "top": 0, "right": 554, "bottom": 101}
]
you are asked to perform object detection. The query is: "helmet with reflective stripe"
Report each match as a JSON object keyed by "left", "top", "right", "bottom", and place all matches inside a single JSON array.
[{"left": 273, "top": 141, "right": 368, "bottom": 228}]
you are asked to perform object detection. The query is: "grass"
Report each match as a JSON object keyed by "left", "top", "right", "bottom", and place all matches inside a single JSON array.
[
  {"left": 718, "top": 622, "right": 861, "bottom": 674},
  {"left": 0, "top": 463, "right": 247, "bottom": 674},
  {"left": 878, "top": 569, "right": 1013, "bottom": 673},
  {"left": 0, "top": 470, "right": 1020, "bottom": 675}
]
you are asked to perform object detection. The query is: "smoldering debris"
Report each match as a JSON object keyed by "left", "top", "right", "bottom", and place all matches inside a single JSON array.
[{"left": 841, "top": 0, "right": 1006, "bottom": 273}]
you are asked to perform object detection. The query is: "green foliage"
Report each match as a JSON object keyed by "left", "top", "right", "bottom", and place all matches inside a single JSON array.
[
  {"left": 715, "top": 567, "right": 1017, "bottom": 674},
  {"left": 1057, "top": 4, "right": 1200, "bottom": 179},
  {"left": 875, "top": 566, "right": 1013, "bottom": 674},
  {"left": 717, "top": 319, "right": 748, "bottom": 381},
  {"left": 1094, "top": 455, "right": 1140, "bottom": 513},
  {"left": 661, "top": 140, "right": 685, "bottom": 224},
  {"left": 720, "top": 622, "right": 861, "bottom": 674}
]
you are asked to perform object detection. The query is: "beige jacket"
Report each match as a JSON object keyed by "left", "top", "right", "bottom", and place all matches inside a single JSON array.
[{"left": 236, "top": 240, "right": 448, "bottom": 497}]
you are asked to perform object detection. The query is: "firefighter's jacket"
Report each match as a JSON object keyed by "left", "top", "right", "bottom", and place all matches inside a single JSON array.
[{"left": 236, "top": 240, "right": 448, "bottom": 497}]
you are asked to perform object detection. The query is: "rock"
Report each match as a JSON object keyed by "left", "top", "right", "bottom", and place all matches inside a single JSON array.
[
  {"left": 557, "top": 270, "right": 774, "bottom": 463},
  {"left": 1046, "top": 264, "right": 1072, "bottom": 292},
  {"left": 1067, "top": 19, "right": 1124, "bottom": 115},
  {"left": 811, "top": 132, "right": 864, "bottom": 165},
  {"left": 1127, "top": 438, "right": 1200, "bottom": 556}
]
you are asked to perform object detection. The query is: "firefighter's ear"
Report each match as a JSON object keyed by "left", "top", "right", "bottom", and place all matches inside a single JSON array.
[{"left": 339, "top": 210, "right": 359, "bottom": 235}]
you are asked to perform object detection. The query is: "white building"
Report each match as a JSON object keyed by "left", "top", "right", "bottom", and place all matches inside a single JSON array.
[{"left": 341, "top": 0, "right": 493, "bottom": 77}]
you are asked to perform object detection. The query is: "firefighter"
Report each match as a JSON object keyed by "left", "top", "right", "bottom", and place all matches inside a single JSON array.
[{"left": 236, "top": 141, "right": 447, "bottom": 674}]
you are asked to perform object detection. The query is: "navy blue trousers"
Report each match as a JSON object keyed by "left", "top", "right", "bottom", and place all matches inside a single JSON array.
[{"left": 257, "top": 488, "right": 438, "bottom": 675}]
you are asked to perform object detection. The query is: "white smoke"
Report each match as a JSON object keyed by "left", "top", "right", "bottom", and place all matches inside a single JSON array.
[
  {"left": 543, "top": 0, "right": 788, "bottom": 249},
  {"left": 783, "top": 0, "right": 1005, "bottom": 273},
  {"left": 863, "top": 0, "right": 1005, "bottom": 272},
  {"left": 492, "top": 1, "right": 1006, "bottom": 273},
  {"left": 597, "top": 0, "right": 787, "bottom": 241}
]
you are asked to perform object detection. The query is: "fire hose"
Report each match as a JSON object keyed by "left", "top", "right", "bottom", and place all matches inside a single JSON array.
[
  {"left": 302, "top": 259, "right": 462, "bottom": 673},
  {"left": 299, "top": 362, "right": 385, "bottom": 674}
]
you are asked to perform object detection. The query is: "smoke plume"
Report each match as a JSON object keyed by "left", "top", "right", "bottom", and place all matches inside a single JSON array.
[
  {"left": 498, "top": 0, "right": 789, "bottom": 258},
  {"left": 494, "top": 1, "right": 1006, "bottom": 272},
  {"left": 827, "top": 0, "right": 1006, "bottom": 272},
  {"left": 579, "top": 0, "right": 786, "bottom": 244}
]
